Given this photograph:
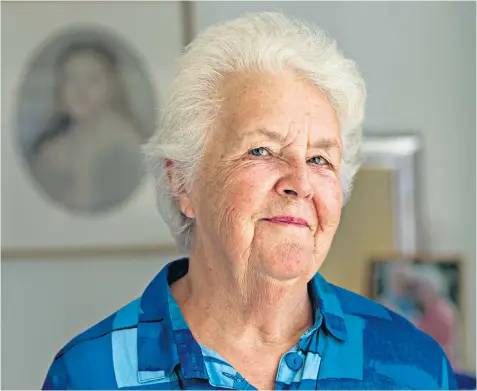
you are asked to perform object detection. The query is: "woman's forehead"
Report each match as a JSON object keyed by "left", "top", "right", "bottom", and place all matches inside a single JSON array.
[{"left": 218, "top": 71, "right": 340, "bottom": 144}]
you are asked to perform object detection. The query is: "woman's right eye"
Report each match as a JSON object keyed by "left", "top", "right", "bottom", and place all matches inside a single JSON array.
[{"left": 249, "top": 147, "right": 271, "bottom": 157}]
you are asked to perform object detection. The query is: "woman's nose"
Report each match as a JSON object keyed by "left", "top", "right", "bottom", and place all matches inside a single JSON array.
[{"left": 276, "top": 161, "right": 314, "bottom": 200}]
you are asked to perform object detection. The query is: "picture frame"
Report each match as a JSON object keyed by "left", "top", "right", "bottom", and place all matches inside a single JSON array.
[
  {"left": 2, "top": 1, "right": 193, "bottom": 256},
  {"left": 369, "top": 254, "right": 466, "bottom": 370},
  {"left": 369, "top": 254, "right": 463, "bottom": 310},
  {"left": 360, "top": 133, "right": 421, "bottom": 254}
]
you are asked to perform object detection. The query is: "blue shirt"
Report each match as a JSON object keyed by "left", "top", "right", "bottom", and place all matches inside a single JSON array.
[{"left": 42, "top": 258, "right": 457, "bottom": 390}]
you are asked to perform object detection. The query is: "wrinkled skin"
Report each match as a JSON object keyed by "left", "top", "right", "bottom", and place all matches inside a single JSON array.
[
  {"left": 169, "top": 70, "right": 343, "bottom": 389},
  {"left": 177, "top": 70, "right": 342, "bottom": 283}
]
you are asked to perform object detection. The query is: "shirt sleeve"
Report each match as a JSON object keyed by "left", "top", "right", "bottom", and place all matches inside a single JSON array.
[{"left": 42, "top": 355, "right": 70, "bottom": 390}]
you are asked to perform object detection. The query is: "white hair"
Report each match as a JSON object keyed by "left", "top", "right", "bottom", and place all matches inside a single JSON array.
[{"left": 143, "top": 12, "right": 367, "bottom": 250}]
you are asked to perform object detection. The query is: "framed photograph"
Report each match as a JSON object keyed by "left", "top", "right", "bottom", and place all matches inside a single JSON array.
[
  {"left": 2, "top": 2, "right": 193, "bottom": 255},
  {"left": 369, "top": 254, "right": 465, "bottom": 370}
]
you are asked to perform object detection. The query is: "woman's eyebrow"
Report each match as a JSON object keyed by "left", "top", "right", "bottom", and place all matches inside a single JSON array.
[
  {"left": 235, "top": 128, "right": 287, "bottom": 144},
  {"left": 309, "top": 138, "right": 341, "bottom": 150},
  {"left": 236, "top": 128, "right": 340, "bottom": 150}
]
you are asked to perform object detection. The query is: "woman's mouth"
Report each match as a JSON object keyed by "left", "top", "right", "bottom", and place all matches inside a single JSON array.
[{"left": 263, "top": 216, "right": 309, "bottom": 227}]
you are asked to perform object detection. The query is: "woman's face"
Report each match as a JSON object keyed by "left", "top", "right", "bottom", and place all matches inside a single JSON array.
[
  {"left": 61, "top": 50, "right": 113, "bottom": 120},
  {"left": 182, "top": 70, "right": 343, "bottom": 282}
]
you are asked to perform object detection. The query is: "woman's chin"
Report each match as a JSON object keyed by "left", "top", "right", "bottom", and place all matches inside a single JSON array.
[{"left": 259, "top": 247, "right": 316, "bottom": 281}]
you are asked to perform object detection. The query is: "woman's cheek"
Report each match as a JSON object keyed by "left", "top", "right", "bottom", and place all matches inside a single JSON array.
[
  {"left": 313, "top": 176, "right": 342, "bottom": 231},
  {"left": 230, "top": 160, "right": 278, "bottom": 191},
  {"left": 209, "top": 162, "right": 270, "bottom": 217}
]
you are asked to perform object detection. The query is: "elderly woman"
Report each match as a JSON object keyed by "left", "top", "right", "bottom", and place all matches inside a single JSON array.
[{"left": 43, "top": 12, "right": 456, "bottom": 390}]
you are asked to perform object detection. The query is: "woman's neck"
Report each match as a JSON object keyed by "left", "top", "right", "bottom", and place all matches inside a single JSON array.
[{"left": 170, "top": 251, "right": 313, "bottom": 351}]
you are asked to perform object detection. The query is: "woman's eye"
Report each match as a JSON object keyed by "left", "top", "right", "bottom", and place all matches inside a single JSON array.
[
  {"left": 308, "top": 156, "right": 330, "bottom": 166},
  {"left": 249, "top": 147, "right": 270, "bottom": 157}
]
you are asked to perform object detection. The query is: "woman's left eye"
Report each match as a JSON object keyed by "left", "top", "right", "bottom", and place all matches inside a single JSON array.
[
  {"left": 308, "top": 156, "right": 330, "bottom": 166},
  {"left": 249, "top": 147, "right": 271, "bottom": 157}
]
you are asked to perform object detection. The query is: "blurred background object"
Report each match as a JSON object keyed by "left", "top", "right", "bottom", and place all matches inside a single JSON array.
[
  {"left": 19, "top": 28, "right": 156, "bottom": 214},
  {"left": 2, "top": 1, "right": 475, "bottom": 389},
  {"left": 371, "top": 257, "right": 464, "bottom": 371}
]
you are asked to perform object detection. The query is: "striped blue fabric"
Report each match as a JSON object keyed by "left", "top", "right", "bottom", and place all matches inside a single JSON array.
[{"left": 42, "top": 258, "right": 458, "bottom": 390}]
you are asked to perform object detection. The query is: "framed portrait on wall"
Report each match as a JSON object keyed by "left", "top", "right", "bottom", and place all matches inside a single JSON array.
[
  {"left": 369, "top": 254, "right": 466, "bottom": 370},
  {"left": 2, "top": 2, "right": 194, "bottom": 256}
]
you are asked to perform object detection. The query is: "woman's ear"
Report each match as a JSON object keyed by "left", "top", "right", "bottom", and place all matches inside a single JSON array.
[{"left": 165, "top": 159, "right": 196, "bottom": 219}]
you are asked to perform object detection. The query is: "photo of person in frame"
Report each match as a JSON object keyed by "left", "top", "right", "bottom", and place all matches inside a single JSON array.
[
  {"left": 371, "top": 258, "right": 462, "bottom": 370},
  {"left": 17, "top": 27, "right": 157, "bottom": 214}
]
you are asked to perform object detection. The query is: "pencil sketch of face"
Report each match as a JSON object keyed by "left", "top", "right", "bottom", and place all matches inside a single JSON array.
[{"left": 16, "top": 28, "right": 157, "bottom": 214}]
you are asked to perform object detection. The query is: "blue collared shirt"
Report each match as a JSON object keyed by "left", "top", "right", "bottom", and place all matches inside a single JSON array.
[{"left": 43, "top": 258, "right": 457, "bottom": 390}]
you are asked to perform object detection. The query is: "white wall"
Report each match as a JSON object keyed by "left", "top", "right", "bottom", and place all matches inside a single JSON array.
[
  {"left": 2, "top": 2, "right": 475, "bottom": 389},
  {"left": 192, "top": 1, "right": 476, "bottom": 371}
]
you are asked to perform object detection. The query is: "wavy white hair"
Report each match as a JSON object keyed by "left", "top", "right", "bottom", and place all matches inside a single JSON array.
[{"left": 143, "top": 12, "right": 367, "bottom": 250}]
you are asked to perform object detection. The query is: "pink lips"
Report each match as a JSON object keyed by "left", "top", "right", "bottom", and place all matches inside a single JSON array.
[{"left": 264, "top": 216, "right": 309, "bottom": 227}]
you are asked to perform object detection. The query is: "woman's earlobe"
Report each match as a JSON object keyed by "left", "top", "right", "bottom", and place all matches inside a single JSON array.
[
  {"left": 177, "top": 193, "right": 195, "bottom": 220},
  {"left": 180, "top": 193, "right": 196, "bottom": 218},
  {"left": 183, "top": 206, "right": 196, "bottom": 219},
  {"left": 178, "top": 200, "right": 195, "bottom": 219}
]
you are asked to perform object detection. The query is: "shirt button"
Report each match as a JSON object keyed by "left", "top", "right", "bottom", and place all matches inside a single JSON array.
[{"left": 286, "top": 353, "right": 303, "bottom": 371}]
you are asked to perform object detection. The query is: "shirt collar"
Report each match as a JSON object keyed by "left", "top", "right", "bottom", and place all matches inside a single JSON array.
[
  {"left": 309, "top": 272, "right": 348, "bottom": 342},
  {"left": 137, "top": 257, "right": 207, "bottom": 379},
  {"left": 137, "top": 258, "right": 347, "bottom": 376}
]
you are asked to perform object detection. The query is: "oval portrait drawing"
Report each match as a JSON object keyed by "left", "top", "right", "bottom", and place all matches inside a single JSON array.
[{"left": 16, "top": 26, "right": 157, "bottom": 214}]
